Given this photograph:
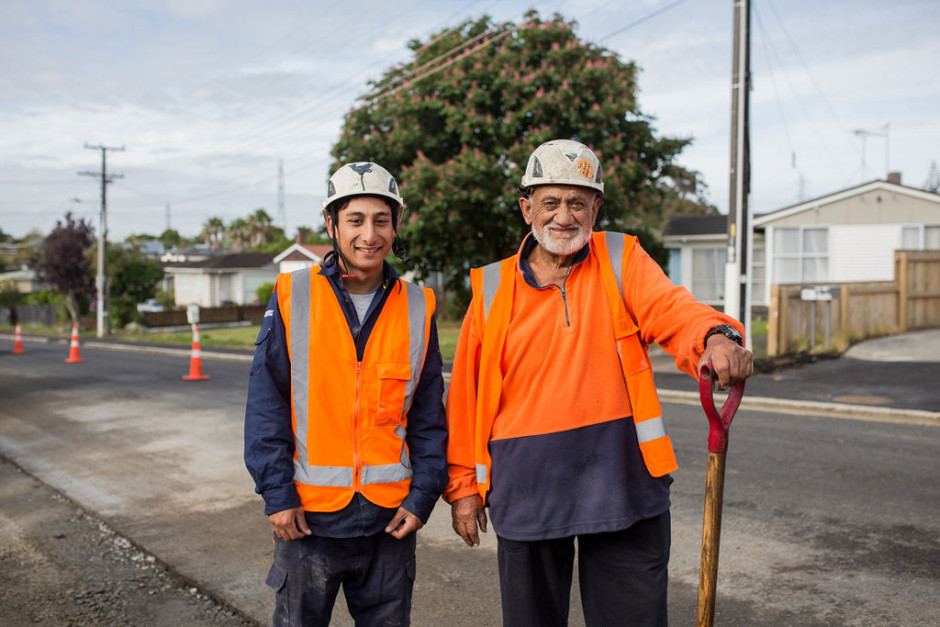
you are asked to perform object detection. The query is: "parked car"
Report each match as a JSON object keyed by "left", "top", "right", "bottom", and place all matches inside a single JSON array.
[{"left": 136, "top": 298, "right": 164, "bottom": 313}]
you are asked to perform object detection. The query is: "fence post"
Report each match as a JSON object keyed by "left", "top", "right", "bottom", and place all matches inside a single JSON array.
[
  {"left": 897, "top": 251, "right": 908, "bottom": 333},
  {"left": 768, "top": 284, "right": 779, "bottom": 357},
  {"left": 840, "top": 285, "right": 850, "bottom": 340}
]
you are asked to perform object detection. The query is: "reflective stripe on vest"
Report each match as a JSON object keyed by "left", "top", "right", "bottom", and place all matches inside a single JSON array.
[
  {"left": 473, "top": 232, "right": 678, "bottom": 486},
  {"left": 288, "top": 268, "right": 428, "bottom": 492}
]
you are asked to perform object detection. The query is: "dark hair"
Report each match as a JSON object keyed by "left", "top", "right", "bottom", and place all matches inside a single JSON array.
[
  {"left": 323, "top": 195, "right": 408, "bottom": 266},
  {"left": 325, "top": 195, "right": 400, "bottom": 229}
]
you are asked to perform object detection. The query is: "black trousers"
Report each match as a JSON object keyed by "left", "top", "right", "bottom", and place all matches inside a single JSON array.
[
  {"left": 496, "top": 511, "right": 670, "bottom": 627},
  {"left": 267, "top": 530, "right": 416, "bottom": 627}
]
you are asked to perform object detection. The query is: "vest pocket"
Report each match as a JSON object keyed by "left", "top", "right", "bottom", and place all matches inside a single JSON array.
[
  {"left": 617, "top": 332, "right": 650, "bottom": 378},
  {"left": 375, "top": 362, "right": 412, "bottom": 426}
]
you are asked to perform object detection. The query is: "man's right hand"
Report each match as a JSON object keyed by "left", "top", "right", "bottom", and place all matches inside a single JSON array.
[
  {"left": 451, "top": 495, "right": 487, "bottom": 547},
  {"left": 268, "top": 506, "right": 312, "bottom": 541}
]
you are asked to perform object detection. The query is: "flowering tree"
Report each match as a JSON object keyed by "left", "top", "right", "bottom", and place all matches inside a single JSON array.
[
  {"left": 332, "top": 11, "right": 708, "bottom": 310},
  {"left": 32, "top": 213, "right": 95, "bottom": 326}
]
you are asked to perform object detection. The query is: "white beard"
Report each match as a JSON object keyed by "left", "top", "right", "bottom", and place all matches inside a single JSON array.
[{"left": 531, "top": 223, "right": 592, "bottom": 256}]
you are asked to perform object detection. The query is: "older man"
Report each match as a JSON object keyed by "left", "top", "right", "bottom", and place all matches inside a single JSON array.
[{"left": 444, "top": 139, "right": 752, "bottom": 626}]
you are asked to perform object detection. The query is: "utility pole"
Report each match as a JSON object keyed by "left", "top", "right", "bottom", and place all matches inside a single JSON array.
[
  {"left": 724, "top": 0, "right": 752, "bottom": 341},
  {"left": 78, "top": 143, "right": 124, "bottom": 338}
]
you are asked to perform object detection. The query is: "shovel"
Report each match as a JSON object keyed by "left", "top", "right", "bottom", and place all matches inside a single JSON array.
[{"left": 696, "top": 364, "right": 745, "bottom": 627}]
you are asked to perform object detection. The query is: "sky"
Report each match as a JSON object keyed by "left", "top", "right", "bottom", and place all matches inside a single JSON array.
[{"left": 2, "top": 0, "right": 938, "bottom": 243}]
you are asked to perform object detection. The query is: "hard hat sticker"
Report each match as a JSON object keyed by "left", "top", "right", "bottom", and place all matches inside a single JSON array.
[{"left": 577, "top": 159, "right": 595, "bottom": 179}]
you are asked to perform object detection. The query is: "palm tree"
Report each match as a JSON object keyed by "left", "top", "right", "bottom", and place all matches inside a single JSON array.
[
  {"left": 200, "top": 217, "right": 226, "bottom": 251},
  {"left": 228, "top": 218, "right": 250, "bottom": 252},
  {"left": 247, "top": 209, "right": 273, "bottom": 249}
]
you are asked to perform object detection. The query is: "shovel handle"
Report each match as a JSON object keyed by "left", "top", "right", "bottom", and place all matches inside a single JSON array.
[{"left": 699, "top": 364, "right": 745, "bottom": 453}]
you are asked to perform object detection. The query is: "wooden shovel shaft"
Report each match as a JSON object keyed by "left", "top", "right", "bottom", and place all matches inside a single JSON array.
[{"left": 697, "top": 450, "right": 727, "bottom": 627}]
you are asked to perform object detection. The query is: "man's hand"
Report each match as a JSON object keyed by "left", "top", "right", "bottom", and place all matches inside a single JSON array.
[
  {"left": 268, "top": 506, "right": 312, "bottom": 541},
  {"left": 699, "top": 334, "right": 753, "bottom": 390},
  {"left": 385, "top": 507, "right": 424, "bottom": 540},
  {"left": 451, "top": 494, "right": 487, "bottom": 547}
]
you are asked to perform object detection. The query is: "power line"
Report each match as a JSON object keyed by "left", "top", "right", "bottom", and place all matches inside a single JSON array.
[
  {"left": 597, "top": 0, "right": 689, "bottom": 43},
  {"left": 752, "top": 2, "right": 849, "bottom": 184},
  {"left": 764, "top": 0, "right": 859, "bottom": 159}
]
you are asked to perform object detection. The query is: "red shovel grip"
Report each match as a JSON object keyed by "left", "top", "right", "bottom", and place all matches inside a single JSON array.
[{"left": 699, "top": 364, "right": 745, "bottom": 453}]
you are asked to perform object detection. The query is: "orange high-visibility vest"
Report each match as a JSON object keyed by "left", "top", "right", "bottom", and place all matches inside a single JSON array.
[
  {"left": 276, "top": 266, "right": 435, "bottom": 512},
  {"left": 468, "top": 232, "right": 678, "bottom": 500}
]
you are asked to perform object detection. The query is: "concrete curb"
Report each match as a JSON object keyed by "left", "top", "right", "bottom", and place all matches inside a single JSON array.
[
  {"left": 657, "top": 389, "right": 940, "bottom": 426},
  {"left": 8, "top": 333, "right": 936, "bottom": 426},
  {"left": 84, "top": 341, "right": 254, "bottom": 363}
]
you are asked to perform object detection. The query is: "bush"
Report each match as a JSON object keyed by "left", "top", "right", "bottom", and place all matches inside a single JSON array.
[
  {"left": 255, "top": 282, "right": 275, "bottom": 305},
  {"left": 110, "top": 295, "right": 138, "bottom": 328}
]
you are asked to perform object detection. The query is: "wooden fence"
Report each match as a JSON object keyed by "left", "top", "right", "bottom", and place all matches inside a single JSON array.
[
  {"left": 767, "top": 250, "right": 940, "bottom": 356},
  {"left": 141, "top": 305, "right": 267, "bottom": 328}
]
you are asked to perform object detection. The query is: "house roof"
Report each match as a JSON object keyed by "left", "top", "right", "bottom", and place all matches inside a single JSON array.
[
  {"left": 662, "top": 214, "right": 728, "bottom": 238},
  {"left": 164, "top": 252, "right": 277, "bottom": 270},
  {"left": 753, "top": 179, "right": 940, "bottom": 227},
  {"left": 0, "top": 269, "right": 36, "bottom": 281},
  {"left": 273, "top": 242, "right": 333, "bottom": 264}
]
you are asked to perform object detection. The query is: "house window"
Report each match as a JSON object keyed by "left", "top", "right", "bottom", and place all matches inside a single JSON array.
[
  {"left": 692, "top": 248, "right": 726, "bottom": 303},
  {"left": 666, "top": 246, "right": 681, "bottom": 283},
  {"left": 929, "top": 226, "right": 940, "bottom": 249},
  {"left": 773, "top": 226, "right": 828, "bottom": 284},
  {"left": 902, "top": 225, "right": 940, "bottom": 249}
]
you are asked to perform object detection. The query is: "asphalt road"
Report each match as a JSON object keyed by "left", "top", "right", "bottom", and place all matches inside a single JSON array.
[{"left": 1, "top": 340, "right": 938, "bottom": 625}]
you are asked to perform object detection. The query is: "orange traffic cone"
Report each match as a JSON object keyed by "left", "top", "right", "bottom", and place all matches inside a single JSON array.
[
  {"left": 182, "top": 324, "right": 210, "bottom": 381},
  {"left": 64, "top": 324, "right": 84, "bottom": 363},
  {"left": 12, "top": 323, "right": 25, "bottom": 354}
]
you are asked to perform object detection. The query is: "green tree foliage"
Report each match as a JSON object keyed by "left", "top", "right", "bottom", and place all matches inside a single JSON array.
[
  {"left": 158, "top": 229, "right": 188, "bottom": 250},
  {"left": 88, "top": 244, "right": 166, "bottom": 327},
  {"left": 331, "top": 10, "right": 709, "bottom": 308},
  {"left": 31, "top": 213, "right": 95, "bottom": 326},
  {"left": 255, "top": 281, "right": 275, "bottom": 305},
  {"left": 111, "top": 253, "right": 164, "bottom": 303}
]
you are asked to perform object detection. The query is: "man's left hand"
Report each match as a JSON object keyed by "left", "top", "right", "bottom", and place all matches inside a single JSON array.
[
  {"left": 385, "top": 507, "right": 424, "bottom": 540},
  {"left": 699, "top": 334, "right": 753, "bottom": 390}
]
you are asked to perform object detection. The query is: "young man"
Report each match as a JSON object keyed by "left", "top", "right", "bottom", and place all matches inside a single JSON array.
[
  {"left": 445, "top": 139, "right": 752, "bottom": 626},
  {"left": 245, "top": 162, "right": 447, "bottom": 626}
]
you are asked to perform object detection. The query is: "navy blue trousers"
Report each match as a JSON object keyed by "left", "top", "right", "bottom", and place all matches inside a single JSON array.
[
  {"left": 496, "top": 512, "right": 671, "bottom": 627},
  {"left": 266, "top": 530, "right": 416, "bottom": 626}
]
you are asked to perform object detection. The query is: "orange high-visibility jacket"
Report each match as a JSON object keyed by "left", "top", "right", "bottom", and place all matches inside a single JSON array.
[
  {"left": 276, "top": 266, "right": 435, "bottom": 512},
  {"left": 444, "top": 232, "right": 743, "bottom": 504}
]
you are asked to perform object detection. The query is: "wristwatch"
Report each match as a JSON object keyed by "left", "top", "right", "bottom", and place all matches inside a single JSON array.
[{"left": 704, "top": 324, "right": 743, "bottom": 347}]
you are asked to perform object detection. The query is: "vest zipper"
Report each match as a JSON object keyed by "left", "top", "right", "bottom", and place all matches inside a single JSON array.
[
  {"left": 539, "top": 269, "right": 573, "bottom": 327},
  {"left": 559, "top": 285, "right": 571, "bottom": 326},
  {"left": 353, "top": 361, "right": 362, "bottom": 492}
]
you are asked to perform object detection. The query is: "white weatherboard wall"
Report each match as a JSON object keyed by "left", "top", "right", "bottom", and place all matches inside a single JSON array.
[
  {"left": 830, "top": 224, "right": 901, "bottom": 282},
  {"left": 174, "top": 272, "right": 205, "bottom": 307}
]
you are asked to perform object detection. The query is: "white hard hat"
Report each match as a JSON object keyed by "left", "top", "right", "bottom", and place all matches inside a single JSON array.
[
  {"left": 322, "top": 162, "right": 404, "bottom": 219},
  {"left": 520, "top": 139, "right": 604, "bottom": 193}
]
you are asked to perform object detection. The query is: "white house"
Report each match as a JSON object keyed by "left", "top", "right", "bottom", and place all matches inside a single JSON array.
[
  {"left": 663, "top": 175, "right": 940, "bottom": 309},
  {"left": 272, "top": 234, "right": 333, "bottom": 274},
  {"left": 661, "top": 214, "right": 760, "bottom": 308},
  {"left": 163, "top": 252, "right": 278, "bottom": 307},
  {"left": 754, "top": 177, "right": 940, "bottom": 304}
]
